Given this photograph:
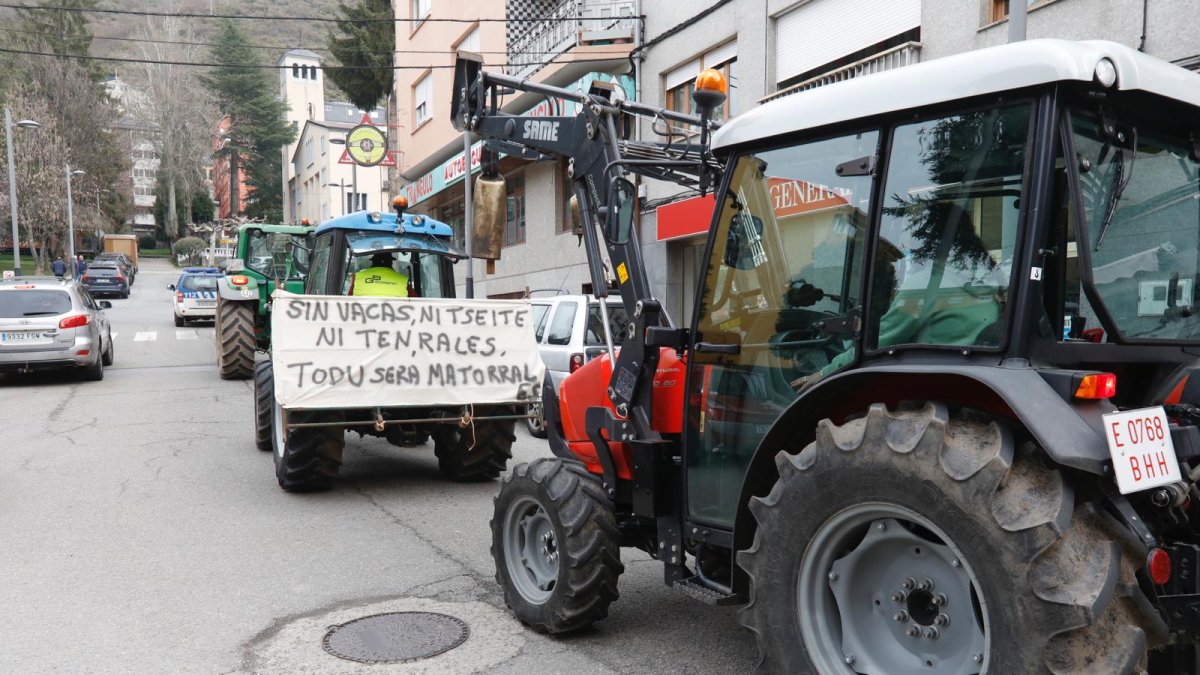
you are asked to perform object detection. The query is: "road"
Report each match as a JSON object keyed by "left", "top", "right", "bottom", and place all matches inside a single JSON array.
[{"left": 0, "top": 258, "right": 757, "bottom": 674}]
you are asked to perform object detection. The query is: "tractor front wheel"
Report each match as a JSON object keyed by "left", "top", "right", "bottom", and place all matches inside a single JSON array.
[
  {"left": 272, "top": 402, "right": 343, "bottom": 492},
  {"left": 491, "top": 458, "right": 624, "bottom": 633},
  {"left": 433, "top": 409, "right": 516, "bottom": 481},
  {"left": 738, "top": 402, "right": 1164, "bottom": 674},
  {"left": 216, "top": 299, "right": 255, "bottom": 380}
]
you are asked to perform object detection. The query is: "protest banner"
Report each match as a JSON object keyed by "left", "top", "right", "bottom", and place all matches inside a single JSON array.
[{"left": 271, "top": 291, "right": 545, "bottom": 410}]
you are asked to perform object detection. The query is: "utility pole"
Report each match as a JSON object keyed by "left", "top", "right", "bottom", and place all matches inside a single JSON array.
[
  {"left": 229, "top": 147, "right": 239, "bottom": 219},
  {"left": 462, "top": 130, "right": 474, "bottom": 298},
  {"left": 65, "top": 165, "right": 86, "bottom": 278}
]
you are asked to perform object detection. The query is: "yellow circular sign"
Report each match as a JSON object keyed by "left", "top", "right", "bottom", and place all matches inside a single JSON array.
[{"left": 347, "top": 124, "right": 387, "bottom": 166}]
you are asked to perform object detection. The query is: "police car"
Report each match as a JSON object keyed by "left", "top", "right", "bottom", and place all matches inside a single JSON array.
[{"left": 168, "top": 267, "right": 222, "bottom": 326}]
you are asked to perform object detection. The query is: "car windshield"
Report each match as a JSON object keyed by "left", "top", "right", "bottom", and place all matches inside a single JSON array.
[
  {"left": 245, "top": 230, "right": 309, "bottom": 279},
  {"left": 180, "top": 276, "right": 219, "bottom": 291},
  {"left": 1070, "top": 108, "right": 1200, "bottom": 341},
  {"left": 89, "top": 267, "right": 120, "bottom": 276},
  {"left": 584, "top": 304, "right": 629, "bottom": 346},
  {"left": 0, "top": 290, "right": 73, "bottom": 317}
]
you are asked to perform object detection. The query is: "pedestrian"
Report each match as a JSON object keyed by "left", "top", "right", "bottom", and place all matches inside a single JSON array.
[
  {"left": 75, "top": 254, "right": 88, "bottom": 279},
  {"left": 51, "top": 256, "right": 67, "bottom": 278}
]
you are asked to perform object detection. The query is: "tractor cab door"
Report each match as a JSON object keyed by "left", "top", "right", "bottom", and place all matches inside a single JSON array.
[{"left": 684, "top": 130, "right": 880, "bottom": 528}]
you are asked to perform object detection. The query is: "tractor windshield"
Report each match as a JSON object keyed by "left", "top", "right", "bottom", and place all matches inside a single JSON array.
[
  {"left": 340, "top": 230, "right": 457, "bottom": 298},
  {"left": 1068, "top": 108, "right": 1200, "bottom": 342}
]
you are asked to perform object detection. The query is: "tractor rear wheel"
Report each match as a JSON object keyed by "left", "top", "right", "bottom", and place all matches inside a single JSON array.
[
  {"left": 433, "top": 409, "right": 516, "bottom": 481},
  {"left": 272, "top": 402, "right": 343, "bottom": 492},
  {"left": 738, "top": 402, "right": 1165, "bottom": 675},
  {"left": 253, "top": 353, "right": 274, "bottom": 452},
  {"left": 491, "top": 457, "right": 623, "bottom": 633},
  {"left": 216, "top": 299, "right": 255, "bottom": 380}
]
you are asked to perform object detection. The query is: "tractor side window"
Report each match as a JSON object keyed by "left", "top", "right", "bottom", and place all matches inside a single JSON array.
[
  {"left": 868, "top": 103, "right": 1031, "bottom": 352},
  {"left": 415, "top": 252, "right": 451, "bottom": 298},
  {"left": 305, "top": 234, "right": 333, "bottom": 294},
  {"left": 686, "top": 130, "right": 879, "bottom": 527}
]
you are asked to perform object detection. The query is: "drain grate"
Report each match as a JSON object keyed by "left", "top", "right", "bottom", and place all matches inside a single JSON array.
[{"left": 322, "top": 611, "right": 470, "bottom": 664}]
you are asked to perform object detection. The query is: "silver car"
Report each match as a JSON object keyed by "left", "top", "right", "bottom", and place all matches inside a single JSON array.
[{"left": 0, "top": 277, "right": 114, "bottom": 380}]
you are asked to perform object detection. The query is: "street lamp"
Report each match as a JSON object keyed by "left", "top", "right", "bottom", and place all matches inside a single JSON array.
[
  {"left": 94, "top": 188, "right": 110, "bottom": 245},
  {"left": 324, "top": 179, "right": 352, "bottom": 217},
  {"left": 65, "top": 166, "right": 85, "bottom": 278},
  {"left": 5, "top": 107, "right": 40, "bottom": 275},
  {"left": 329, "top": 136, "right": 359, "bottom": 212}
]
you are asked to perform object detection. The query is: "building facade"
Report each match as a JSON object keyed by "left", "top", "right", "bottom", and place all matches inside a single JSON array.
[
  {"left": 279, "top": 49, "right": 388, "bottom": 225},
  {"left": 393, "top": 0, "right": 637, "bottom": 298},
  {"left": 105, "top": 76, "right": 160, "bottom": 234}
]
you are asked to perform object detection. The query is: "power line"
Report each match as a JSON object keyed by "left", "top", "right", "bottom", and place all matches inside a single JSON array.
[
  {"left": 0, "top": 46, "right": 633, "bottom": 71},
  {"left": 0, "top": 26, "right": 633, "bottom": 57},
  {"left": 0, "top": 3, "right": 643, "bottom": 24}
]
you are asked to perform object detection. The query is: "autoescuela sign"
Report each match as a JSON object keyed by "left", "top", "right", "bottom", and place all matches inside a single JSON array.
[
  {"left": 270, "top": 292, "right": 545, "bottom": 410},
  {"left": 400, "top": 72, "right": 635, "bottom": 206}
]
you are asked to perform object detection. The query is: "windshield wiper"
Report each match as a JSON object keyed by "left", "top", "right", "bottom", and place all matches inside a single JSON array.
[{"left": 1094, "top": 129, "right": 1138, "bottom": 251}]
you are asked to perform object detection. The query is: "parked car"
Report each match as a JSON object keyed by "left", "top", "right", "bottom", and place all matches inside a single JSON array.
[
  {"left": 92, "top": 253, "right": 135, "bottom": 285},
  {"left": 80, "top": 264, "right": 130, "bottom": 298},
  {"left": 169, "top": 267, "right": 222, "bottom": 326},
  {"left": 525, "top": 293, "right": 629, "bottom": 437},
  {"left": 0, "top": 277, "right": 113, "bottom": 380}
]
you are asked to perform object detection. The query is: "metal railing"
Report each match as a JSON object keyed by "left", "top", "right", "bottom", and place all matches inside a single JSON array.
[
  {"left": 506, "top": 0, "right": 636, "bottom": 79},
  {"left": 762, "top": 42, "right": 923, "bottom": 103}
]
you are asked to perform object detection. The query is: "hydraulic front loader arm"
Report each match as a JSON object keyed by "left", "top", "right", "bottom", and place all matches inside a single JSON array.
[{"left": 451, "top": 53, "right": 726, "bottom": 497}]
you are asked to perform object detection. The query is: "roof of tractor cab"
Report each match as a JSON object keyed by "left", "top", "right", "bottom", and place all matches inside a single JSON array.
[
  {"left": 713, "top": 39, "right": 1200, "bottom": 151},
  {"left": 315, "top": 210, "right": 454, "bottom": 238},
  {"left": 239, "top": 223, "right": 312, "bottom": 235}
]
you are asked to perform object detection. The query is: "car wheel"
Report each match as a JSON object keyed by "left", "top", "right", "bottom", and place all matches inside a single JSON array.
[
  {"left": 101, "top": 336, "right": 114, "bottom": 366},
  {"left": 81, "top": 352, "right": 104, "bottom": 381},
  {"left": 174, "top": 315, "right": 184, "bottom": 327}
]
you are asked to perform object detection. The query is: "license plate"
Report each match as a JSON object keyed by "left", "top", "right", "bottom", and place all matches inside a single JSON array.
[
  {"left": 1104, "top": 406, "right": 1181, "bottom": 494},
  {"left": 196, "top": 300, "right": 216, "bottom": 307},
  {"left": 94, "top": 279, "right": 110, "bottom": 283},
  {"left": 0, "top": 331, "right": 45, "bottom": 344}
]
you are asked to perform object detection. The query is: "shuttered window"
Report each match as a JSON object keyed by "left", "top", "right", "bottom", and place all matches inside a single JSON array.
[{"left": 775, "top": 0, "right": 920, "bottom": 84}]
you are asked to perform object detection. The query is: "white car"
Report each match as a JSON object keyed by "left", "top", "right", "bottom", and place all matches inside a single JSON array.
[{"left": 169, "top": 268, "right": 223, "bottom": 326}]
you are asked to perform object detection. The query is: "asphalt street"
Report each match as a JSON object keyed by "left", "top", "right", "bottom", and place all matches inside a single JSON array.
[{"left": 0, "top": 258, "right": 757, "bottom": 674}]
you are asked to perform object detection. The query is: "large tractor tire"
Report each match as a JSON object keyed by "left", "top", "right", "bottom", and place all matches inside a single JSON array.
[
  {"left": 271, "top": 402, "right": 344, "bottom": 492},
  {"left": 738, "top": 402, "right": 1166, "bottom": 675},
  {"left": 253, "top": 353, "right": 274, "bottom": 452},
  {"left": 491, "top": 457, "right": 624, "bottom": 633},
  {"left": 216, "top": 299, "right": 255, "bottom": 380},
  {"left": 433, "top": 410, "right": 516, "bottom": 481}
]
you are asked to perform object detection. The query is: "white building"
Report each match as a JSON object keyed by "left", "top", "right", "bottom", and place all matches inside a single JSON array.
[
  {"left": 278, "top": 49, "right": 389, "bottom": 225},
  {"left": 105, "top": 76, "right": 160, "bottom": 233}
]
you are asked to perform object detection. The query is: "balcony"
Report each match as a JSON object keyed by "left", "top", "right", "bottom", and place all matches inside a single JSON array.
[
  {"left": 506, "top": 0, "right": 636, "bottom": 79},
  {"left": 762, "top": 41, "right": 922, "bottom": 103}
]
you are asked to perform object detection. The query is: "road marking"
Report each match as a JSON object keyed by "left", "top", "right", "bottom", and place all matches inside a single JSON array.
[
  {"left": 133, "top": 331, "right": 156, "bottom": 342},
  {"left": 176, "top": 329, "right": 197, "bottom": 340}
]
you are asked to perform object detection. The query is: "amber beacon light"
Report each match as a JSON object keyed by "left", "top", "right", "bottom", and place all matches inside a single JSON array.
[{"left": 691, "top": 68, "right": 728, "bottom": 112}]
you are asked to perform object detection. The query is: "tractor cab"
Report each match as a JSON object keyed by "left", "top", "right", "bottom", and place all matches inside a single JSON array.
[{"left": 305, "top": 207, "right": 463, "bottom": 298}]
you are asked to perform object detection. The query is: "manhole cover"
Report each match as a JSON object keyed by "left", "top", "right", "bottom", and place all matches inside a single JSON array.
[{"left": 322, "top": 611, "right": 470, "bottom": 664}]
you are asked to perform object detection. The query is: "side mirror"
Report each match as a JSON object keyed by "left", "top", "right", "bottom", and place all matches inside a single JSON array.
[
  {"left": 604, "top": 178, "right": 636, "bottom": 245},
  {"left": 99, "top": 300, "right": 112, "bottom": 309},
  {"left": 724, "top": 212, "right": 764, "bottom": 270},
  {"left": 167, "top": 284, "right": 175, "bottom": 291},
  {"left": 290, "top": 241, "right": 311, "bottom": 275},
  {"left": 472, "top": 172, "right": 507, "bottom": 263}
]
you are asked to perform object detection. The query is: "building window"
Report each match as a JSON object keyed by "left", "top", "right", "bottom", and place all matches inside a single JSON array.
[
  {"left": 305, "top": 138, "right": 314, "bottom": 167},
  {"left": 559, "top": 160, "right": 574, "bottom": 234},
  {"left": 438, "top": 199, "right": 465, "bottom": 248},
  {"left": 505, "top": 171, "right": 526, "bottom": 247},
  {"left": 414, "top": 74, "right": 432, "bottom": 127},
  {"left": 345, "top": 192, "right": 366, "bottom": 213},
  {"left": 411, "top": 0, "right": 430, "bottom": 29},
  {"left": 457, "top": 25, "right": 480, "bottom": 53},
  {"left": 989, "top": 0, "right": 1037, "bottom": 23},
  {"left": 663, "top": 42, "right": 737, "bottom": 120},
  {"left": 292, "top": 63, "right": 300, "bottom": 78}
]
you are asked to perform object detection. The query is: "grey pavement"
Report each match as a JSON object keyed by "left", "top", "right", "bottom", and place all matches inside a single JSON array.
[{"left": 0, "top": 258, "right": 757, "bottom": 674}]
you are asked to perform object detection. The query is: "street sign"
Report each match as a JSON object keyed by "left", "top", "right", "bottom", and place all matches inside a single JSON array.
[{"left": 346, "top": 120, "right": 387, "bottom": 167}]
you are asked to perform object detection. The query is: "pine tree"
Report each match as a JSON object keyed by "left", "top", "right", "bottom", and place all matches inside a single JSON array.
[
  {"left": 202, "top": 20, "right": 296, "bottom": 222},
  {"left": 325, "top": 0, "right": 395, "bottom": 110}
]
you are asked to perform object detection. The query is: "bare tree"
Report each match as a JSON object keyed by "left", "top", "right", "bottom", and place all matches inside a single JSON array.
[{"left": 126, "top": 10, "right": 215, "bottom": 240}]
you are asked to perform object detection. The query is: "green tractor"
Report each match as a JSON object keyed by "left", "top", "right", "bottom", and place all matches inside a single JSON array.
[{"left": 215, "top": 223, "right": 313, "bottom": 380}]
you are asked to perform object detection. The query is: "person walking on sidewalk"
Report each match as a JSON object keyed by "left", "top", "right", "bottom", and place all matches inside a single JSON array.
[
  {"left": 51, "top": 256, "right": 67, "bottom": 279},
  {"left": 74, "top": 254, "right": 88, "bottom": 279}
]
